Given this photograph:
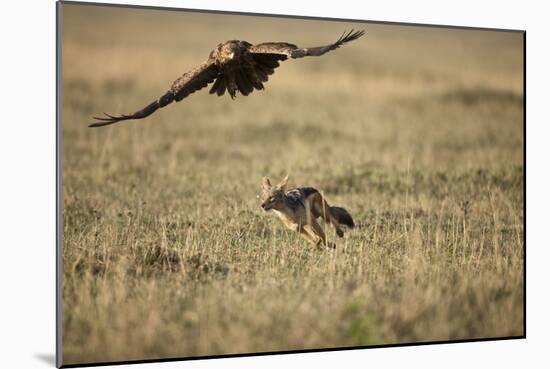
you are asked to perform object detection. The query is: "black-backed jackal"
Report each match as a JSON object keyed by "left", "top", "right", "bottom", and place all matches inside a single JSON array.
[{"left": 260, "top": 175, "right": 355, "bottom": 249}]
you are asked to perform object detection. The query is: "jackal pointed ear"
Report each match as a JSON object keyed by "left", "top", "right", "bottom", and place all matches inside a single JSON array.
[
  {"left": 277, "top": 174, "right": 289, "bottom": 190},
  {"left": 262, "top": 176, "right": 272, "bottom": 189}
]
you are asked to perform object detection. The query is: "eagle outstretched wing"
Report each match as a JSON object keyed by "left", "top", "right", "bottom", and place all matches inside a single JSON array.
[
  {"left": 249, "top": 29, "right": 365, "bottom": 59},
  {"left": 89, "top": 61, "right": 219, "bottom": 127},
  {"left": 236, "top": 29, "right": 365, "bottom": 95}
]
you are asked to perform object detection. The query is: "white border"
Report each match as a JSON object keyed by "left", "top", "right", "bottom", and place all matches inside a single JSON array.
[{"left": 1, "top": 1, "right": 547, "bottom": 368}]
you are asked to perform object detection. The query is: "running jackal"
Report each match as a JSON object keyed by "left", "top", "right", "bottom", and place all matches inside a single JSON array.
[{"left": 260, "top": 175, "right": 355, "bottom": 249}]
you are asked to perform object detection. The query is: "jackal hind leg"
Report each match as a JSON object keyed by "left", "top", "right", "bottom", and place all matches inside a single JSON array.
[
  {"left": 312, "top": 194, "right": 344, "bottom": 238},
  {"left": 308, "top": 218, "right": 335, "bottom": 250}
]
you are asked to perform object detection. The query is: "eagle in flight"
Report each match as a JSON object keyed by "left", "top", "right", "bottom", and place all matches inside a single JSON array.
[{"left": 90, "top": 29, "right": 365, "bottom": 127}]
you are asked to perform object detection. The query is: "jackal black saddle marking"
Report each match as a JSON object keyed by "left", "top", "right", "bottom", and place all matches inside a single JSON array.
[{"left": 285, "top": 187, "right": 319, "bottom": 211}]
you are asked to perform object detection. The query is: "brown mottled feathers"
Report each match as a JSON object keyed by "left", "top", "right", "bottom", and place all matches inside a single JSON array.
[
  {"left": 171, "top": 62, "right": 219, "bottom": 102},
  {"left": 90, "top": 30, "right": 365, "bottom": 127}
]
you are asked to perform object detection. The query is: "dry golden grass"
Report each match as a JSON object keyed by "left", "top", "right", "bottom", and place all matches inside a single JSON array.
[{"left": 60, "top": 3, "right": 524, "bottom": 365}]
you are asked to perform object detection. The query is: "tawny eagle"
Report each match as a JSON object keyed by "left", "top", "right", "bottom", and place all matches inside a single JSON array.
[{"left": 90, "top": 29, "right": 365, "bottom": 127}]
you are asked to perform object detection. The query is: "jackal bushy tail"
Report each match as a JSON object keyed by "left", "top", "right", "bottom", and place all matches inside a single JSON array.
[{"left": 329, "top": 206, "right": 355, "bottom": 229}]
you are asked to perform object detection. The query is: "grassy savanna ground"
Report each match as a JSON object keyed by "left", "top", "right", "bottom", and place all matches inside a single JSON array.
[{"left": 61, "top": 4, "right": 524, "bottom": 365}]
